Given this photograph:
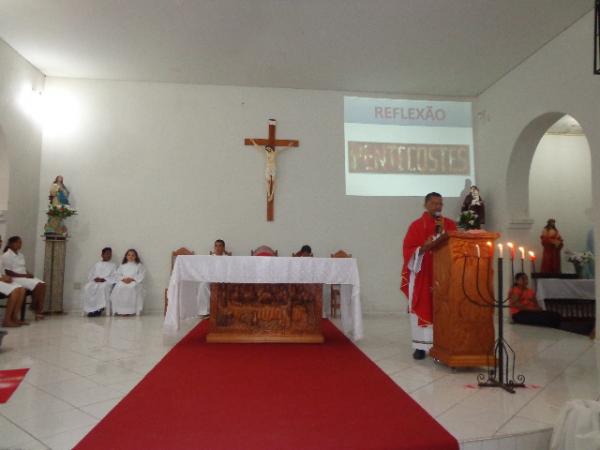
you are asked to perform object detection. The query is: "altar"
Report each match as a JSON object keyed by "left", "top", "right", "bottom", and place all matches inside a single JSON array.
[
  {"left": 536, "top": 278, "right": 596, "bottom": 309},
  {"left": 164, "top": 256, "right": 363, "bottom": 341}
]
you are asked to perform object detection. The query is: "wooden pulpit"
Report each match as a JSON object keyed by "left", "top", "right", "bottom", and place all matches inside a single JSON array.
[{"left": 429, "top": 231, "right": 499, "bottom": 368}]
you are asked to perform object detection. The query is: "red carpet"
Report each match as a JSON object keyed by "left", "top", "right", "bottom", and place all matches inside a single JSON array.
[
  {"left": 76, "top": 320, "right": 458, "bottom": 450},
  {"left": 0, "top": 368, "right": 29, "bottom": 403}
]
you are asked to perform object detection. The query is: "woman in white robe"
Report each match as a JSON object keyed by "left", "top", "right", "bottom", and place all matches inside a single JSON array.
[
  {"left": 2, "top": 236, "right": 46, "bottom": 320},
  {"left": 110, "top": 249, "right": 146, "bottom": 316},
  {"left": 82, "top": 247, "right": 117, "bottom": 316},
  {"left": 0, "top": 235, "right": 27, "bottom": 327}
]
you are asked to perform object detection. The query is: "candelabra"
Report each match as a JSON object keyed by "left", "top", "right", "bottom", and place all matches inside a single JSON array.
[{"left": 461, "top": 251, "right": 525, "bottom": 394}]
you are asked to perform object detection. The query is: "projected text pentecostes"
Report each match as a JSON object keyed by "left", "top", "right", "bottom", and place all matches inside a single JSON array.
[
  {"left": 348, "top": 141, "right": 470, "bottom": 175},
  {"left": 344, "top": 97, "right": 474, "bottom": 196}
]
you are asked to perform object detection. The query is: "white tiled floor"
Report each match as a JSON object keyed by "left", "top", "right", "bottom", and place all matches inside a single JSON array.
[{"left": 0, "top": 312, "right": 596, "bottom": 449}]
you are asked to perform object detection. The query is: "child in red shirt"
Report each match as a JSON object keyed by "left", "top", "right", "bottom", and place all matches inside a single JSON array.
[{"left": 509, "top": 273, "right": 561, "bottom": 328}]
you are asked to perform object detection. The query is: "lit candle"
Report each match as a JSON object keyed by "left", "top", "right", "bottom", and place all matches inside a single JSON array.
[
  {"left": 519, "top": 246, "right": 525, "bottom": 272},
  {"left": 475, "top": 244, "right": 480, "bottom": 258},
  {"left": 498, "top": 243, "right": 503, "bottom": 258},
  {"left": 529, "top": 250, "right": 537, "bottom": 274},
  {"left": 507, "top": 242, "right": 515, "bottom": 259},
  {"left": 486, "top": 241, "right": 493, "bottom": 258}
]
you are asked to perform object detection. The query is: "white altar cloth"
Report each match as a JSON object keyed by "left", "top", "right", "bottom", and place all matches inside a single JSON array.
[
  {"left": 164, "top": 256, "right": 363, "bottom": 340},
  {"left": 536, "top": 278, "right": 596, "bottom": 309}
]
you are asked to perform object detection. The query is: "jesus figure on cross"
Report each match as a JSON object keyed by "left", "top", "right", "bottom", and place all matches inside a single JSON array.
[
  {"left": 245, "top": 119, "right": 299, "bottom": 221},
  {"left": 248, "top": 141, "right": 292, "bottom": 202}
]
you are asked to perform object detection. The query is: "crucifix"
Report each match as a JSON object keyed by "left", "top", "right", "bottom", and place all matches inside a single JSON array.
[{"left": 244, "top": 119, "right": 299, "bottom": 221}]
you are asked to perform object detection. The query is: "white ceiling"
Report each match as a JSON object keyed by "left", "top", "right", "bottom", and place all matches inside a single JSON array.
[{"left": 0, "top": 0, "right": 593, "bottom": 96}]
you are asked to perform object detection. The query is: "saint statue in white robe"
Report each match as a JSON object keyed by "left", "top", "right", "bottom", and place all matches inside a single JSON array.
[
  {"left": 81, "top": 260, "right": 117, "bottom": 314},
  {"left": 110, "top": 262, "right": 146, "bottom": 315}
]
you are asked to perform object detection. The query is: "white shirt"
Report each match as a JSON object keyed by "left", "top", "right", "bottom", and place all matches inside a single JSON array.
[
  {"left": 2, "top": 249, "right": 28, "bottom": 274},
  {"left": 116, "top": 262, "right": 145, "bottom": 283},
  {"left": 88, "top": 261, "right": 117, "bottom": 283}
]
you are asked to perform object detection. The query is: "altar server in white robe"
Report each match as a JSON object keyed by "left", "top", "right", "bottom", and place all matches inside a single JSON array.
[
  {"left": 110, "top": 249, "right": 146, "bottom": 316},
  {"left": 82, "top": 247, "right": 117, "bottom": 316},
  {"left": 0, "top": 235, "right": 27, "bottom": 327},
  {"left": 2, "top": 236, "right": 46, "bottom": 320},
  {"left": 197, "top": 239, "right": 229, "bottom": 317}
]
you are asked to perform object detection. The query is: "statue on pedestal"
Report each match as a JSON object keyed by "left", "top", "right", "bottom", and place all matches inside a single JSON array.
[
  {"left": 540, "top": 219, "right": 563, "bottom": 274},
  {"left": 460, "top": 185, "right": 485, "bottom": 229},
  {"left": 44, "top": 175, "right": 76, "bottom": 237},
  {"left": 49, "top": 175, "right": 70, "bottom": 206}
]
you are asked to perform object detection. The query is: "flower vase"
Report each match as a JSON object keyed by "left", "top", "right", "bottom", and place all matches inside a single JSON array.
[
  {"left": 44, "top": 215, "right": 67, "bottom": 237},
  {"left": 581, "top": 261, "right": 595, "bottom": 279}
]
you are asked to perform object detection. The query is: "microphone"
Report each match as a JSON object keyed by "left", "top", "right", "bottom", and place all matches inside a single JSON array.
[{"left": 434, "top": 212, "right": 442, "bottom": 235}]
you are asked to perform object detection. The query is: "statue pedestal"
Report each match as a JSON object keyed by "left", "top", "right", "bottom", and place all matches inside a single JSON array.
[{"left": 43, "top": 235, "right": 68, "bottom": 314}]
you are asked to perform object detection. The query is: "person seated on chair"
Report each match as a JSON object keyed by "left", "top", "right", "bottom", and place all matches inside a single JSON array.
[
  {"left": 509, "top": 273, "right": 561, "bottom": 328},
  {"left": 82, "top": 247, "right": 117, "bottom": 317},
  {"left": 198, "top": 239, "right": 230, "bottom": 318},
  {"left": 2, "top": 236, "right": 46, "bottom": 321},
  {"left": 0, "top": 235, "right": 27, "bottom": 327},
  {"left": 294, "top": 245, "right": 313, "bottom": 257},
  {"left": 211, "top": 239, "right": 229, "bottom": 256},
  {"left": 110, "top": 249, "right": 146, "bottom": 316}
]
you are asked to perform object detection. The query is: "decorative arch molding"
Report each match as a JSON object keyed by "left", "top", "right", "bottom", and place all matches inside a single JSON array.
[{"left": 506, "top": 112, "right": 567, "bottom": 228}]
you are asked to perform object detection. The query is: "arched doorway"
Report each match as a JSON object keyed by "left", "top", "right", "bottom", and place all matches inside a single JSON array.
[
  {"left": 506, "top": 113, "right": 592, "bottom": 271},
  {"left": 529, "top": 116, "right": 592, "bottom": 272},
  {"left": 506, "top": 113, "right": 594, "bottom": 336}
]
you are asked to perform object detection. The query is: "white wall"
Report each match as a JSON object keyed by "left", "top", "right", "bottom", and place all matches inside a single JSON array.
[
  {"left": 0, "top": 39, "right": 44, "bottom": 264},
  {"left": 475, "top": 11, "right": 599, "bottom": 233},
  {"left": 474, "top": 11, "right": 599, "bottom": 296},
  {"left": 34, "top": 11, "right": 600, "bottom": 315},
  {"left": 36, "top": 79, "right": 467, "bottom": 312},
  {"left": 0, "top": 146, "right": 8, "bottom": 239},
  {"left": 529, "top": 134, "right": 592, "bottom": 272}
]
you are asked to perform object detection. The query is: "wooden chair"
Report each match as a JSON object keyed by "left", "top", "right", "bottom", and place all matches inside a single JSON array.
[
  {"left": 251, "top": 245, "right": 278, "bottom": 256},
  {"left": 292, "top": 249, "right": 314, "bottom": 257},
  {"left": 330, "top": 250, "right": 352, "bottom": 318},
  {"left": 164, "top": 247, "right": 194, "bottom": 316},
  {"left": 0, "top": 290, "right": 32, "bottom": 322}
]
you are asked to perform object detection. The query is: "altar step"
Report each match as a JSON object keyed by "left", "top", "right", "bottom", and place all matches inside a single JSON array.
[{"left": 460, "top": 428, "right": 551, "bottom": 450}]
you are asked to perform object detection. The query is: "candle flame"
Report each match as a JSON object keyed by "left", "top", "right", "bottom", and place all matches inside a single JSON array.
[
  {"left": 486, "top": 241, "right": 492, "bottom": 247},
  {"left": 507, "top": 242, "right": 514, "bottom": 248}
]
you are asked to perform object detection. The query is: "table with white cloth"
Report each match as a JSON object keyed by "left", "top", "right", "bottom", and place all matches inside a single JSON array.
[
  {"left": 536, "top": 278, "right": 595, "bottom": 309},
  {"left": 164, "top": 256, "right": 363, "bottom": 341}
]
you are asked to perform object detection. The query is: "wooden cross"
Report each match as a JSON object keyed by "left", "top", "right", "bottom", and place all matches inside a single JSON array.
[{"left": 244, "top": 119, "right": 299, "bottom": 221}]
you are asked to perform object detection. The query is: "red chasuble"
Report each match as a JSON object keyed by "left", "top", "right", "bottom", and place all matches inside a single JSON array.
[{"left": 401, "top": 212, "right": 457, "bottom": 326}]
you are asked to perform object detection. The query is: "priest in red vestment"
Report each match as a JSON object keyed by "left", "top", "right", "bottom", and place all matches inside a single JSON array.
[{"left": 401, "top": 192, "right": 457, "bottom": 360}]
